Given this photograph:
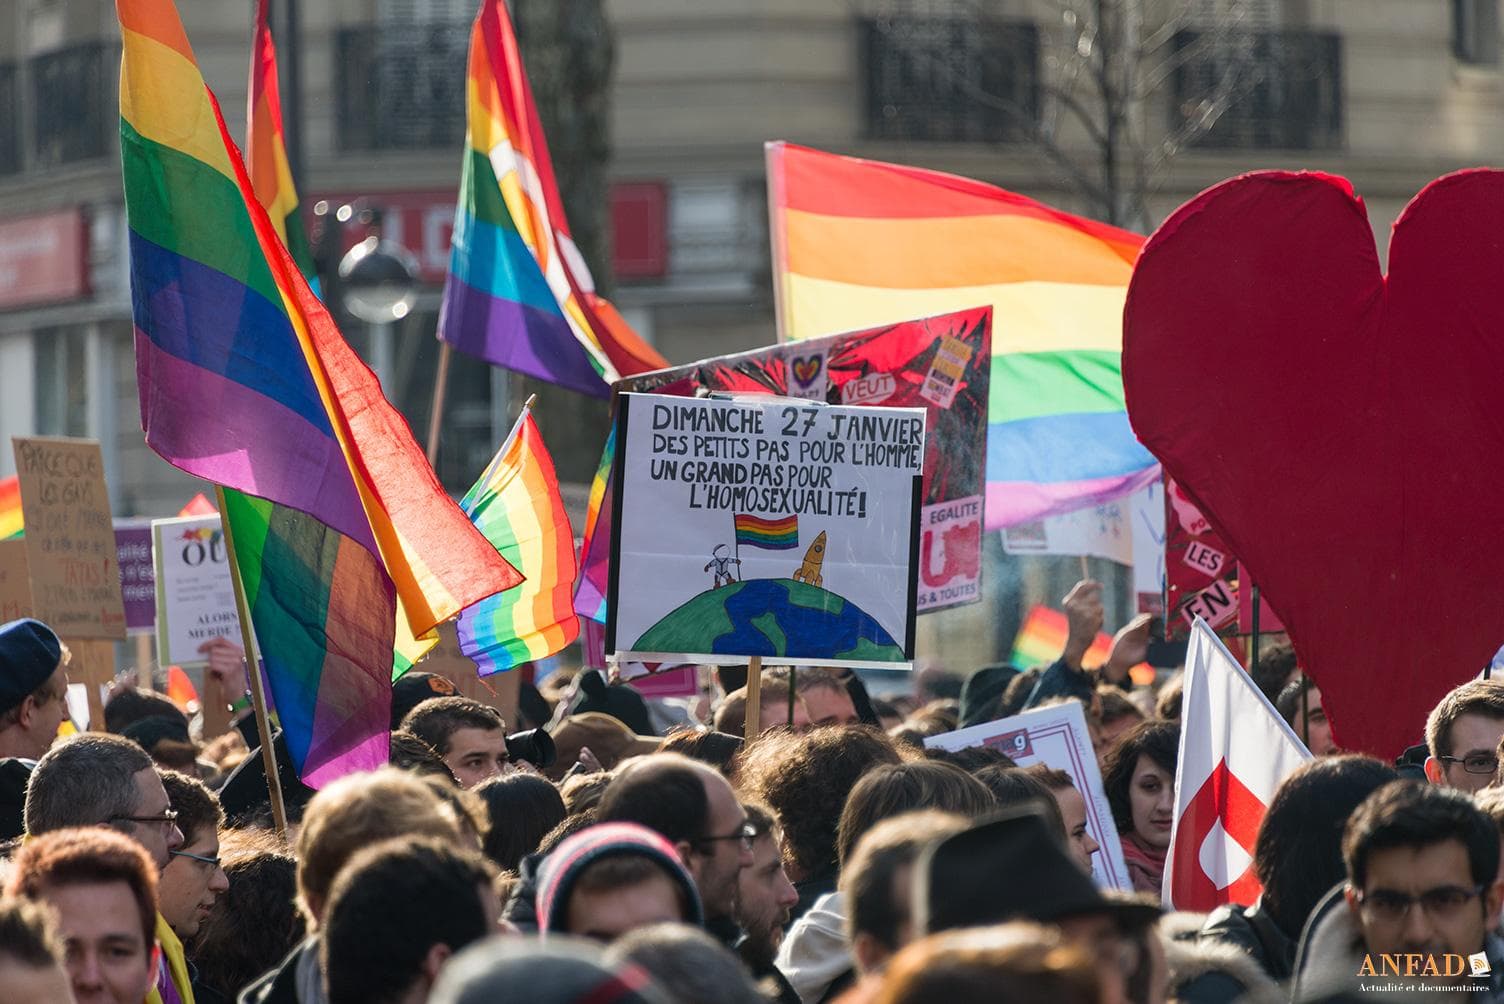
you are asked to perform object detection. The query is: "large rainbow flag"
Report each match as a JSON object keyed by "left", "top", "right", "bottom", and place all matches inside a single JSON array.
[
  {"left": 455, "top": 403, "right": 578, "bottom": 674},
  {"left": 438, "top": 0, "right": 667, "bottom": 397},
  {"left": 767, "top": 142, "right": 1157, "bottom": 529},
  {"left": 118, "top": 0, "right": 521, "bottom": 783},
  {"left": 0, "top": 476, "right": 22, "bottom": 540}
]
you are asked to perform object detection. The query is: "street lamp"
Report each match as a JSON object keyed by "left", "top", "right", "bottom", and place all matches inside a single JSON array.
[{"left": 330, "top": 206, "right": 418, "bottom": 389}]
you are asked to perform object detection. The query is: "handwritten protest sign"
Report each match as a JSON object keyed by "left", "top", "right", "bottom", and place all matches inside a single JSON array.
[
  {"left": 12, "top": 437, "right": 126, "bottom": 639},
  {"left": 153, "top": 514, "right": 243, "bottom": 667},
  {"left": 608, "top": 393, "right": 923, "bottom": 667},
  {"left": 1164, "top": 475, "right": 1241, "bottom": 639},
  {"left": 0, "top": 539, "right": 32, "bottom": 622},
  {"left": 115, "top": 519, "right": 156, "bottom": 635},
  {"left": 604, "top": 307, "right": 989, "bottom": 614},
  {"left": 926, "top": 702, "right": 1132, "bottom": 890}
]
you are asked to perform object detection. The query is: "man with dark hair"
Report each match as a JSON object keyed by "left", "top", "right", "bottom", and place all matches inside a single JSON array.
[
  {"left": 1341, "top": 782, "right": 1504, "bottom": 987},
  {"left": 1424, "top": 680, "right": 1504, "bottom": 793},
  {"left": 400, "top": 697, "right": 510, "bottom": 788},
  {"left": 736, "top": 803, "right": 799, "bottom": 974},
  {"left": 321, "top": 837, "right": 499, "bottom": 1004},
  {"left": 1183, "top": 754, "right": 1397, "bottom": 995},
  {"left": 841, "top": 811, "right": 970, "bottom": 977},
  {"left": 159, "top": 770, "right": 230, "bottom": 942},
  {"left": 6, "top": 827, "right": 162, "bottom": 1004},
  {"left": 595, "top": 752, "right": 753, "bottom": 940},
  {"left": 735, "top": 726, "right": 903, "bottom": 921},
  {"left": 0, "top": 617, "right": 70, "bottom": 840},
  {"left": 535, "top": 822, "right": 704, "bottom": 941},
  {"left": 0, "top": 895, "right": 72, "bottom": 1002}
]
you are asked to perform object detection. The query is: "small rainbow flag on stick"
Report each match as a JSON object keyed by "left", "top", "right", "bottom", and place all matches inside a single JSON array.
[
  {"left": 1011, "top": 605, "right": 1113, "bottom": 669},
  {"left": 734, "top": 514, "right": 800, "bottom": 551},
  {"left": 0, "top": 476, "right": 22, "bottom": 540},
  {"left": 455, "top": 403, "right": 579, "bottom": 674}
]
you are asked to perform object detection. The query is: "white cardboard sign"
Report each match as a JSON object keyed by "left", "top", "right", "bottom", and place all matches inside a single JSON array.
[
  {"left": 607, "top": 393, "right": 923, "bottom": 667},
  {"left": 926, "top": 701, "right": 1133, "bottom": 891}
]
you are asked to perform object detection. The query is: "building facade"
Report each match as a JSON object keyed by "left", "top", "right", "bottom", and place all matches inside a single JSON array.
[{"left": 0, "top": 0, "right": 1498, "bottom": 667}]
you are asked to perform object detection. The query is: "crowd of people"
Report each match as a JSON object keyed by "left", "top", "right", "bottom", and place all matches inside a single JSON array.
[{"left": 4, "top": 577, "right": 1504, "bottom": 1003}]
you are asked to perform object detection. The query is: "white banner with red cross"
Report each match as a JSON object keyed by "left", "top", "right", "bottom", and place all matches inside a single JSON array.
[{"left": 1163, "top": 618, "right": 1311, "bottom": 909}]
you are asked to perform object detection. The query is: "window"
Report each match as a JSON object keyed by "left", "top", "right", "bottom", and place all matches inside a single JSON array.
[
  {"left": 34, "top": 327, "right": 88, "bottom": 438},
  {"left": 1171, "top": 29, "right": 1343, "bottom": 150},
  {"left": 30, "top": 43, "right": 108, "bottom": 166},
  {"left": 859, "top": 5, "right": 1040, "bottom": 143},
  {"left": 1454, "top": 0, "right": 1501, "bottom": 66},
  {"left": 335, "top": 23, "right": 468, "bottom": 151},
  {"left": 0, "top": 63, "right": 18, "bottom": 175}
]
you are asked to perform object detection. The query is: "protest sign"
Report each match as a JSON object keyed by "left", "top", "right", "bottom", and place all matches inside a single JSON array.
[
  {"left": 926, "top": 702, "right": 1132, "bottom": 890},
  {"left": 1002, "top": 495, "right": 1134, "bottom": 564},
  {"left": 0, "top": 538, "right": 32, "bottom": 622},
  {"left": 1131, "top": 479, "right": 1166, "bottom": 614},
  {"left": 1164, "top": 475, "right": 1239, "bottom": 640},
  {"left": 153, "top": 514, "right": 243, "bottom": 667},
  {"left": 11, "top": 437, "right": 126, "bottom": 639},
  {"left": 603, "top": 307, "right": 989, "bottom": 615},
  {"left": 115, "top": 519, "right": 156, "bottom": 635},
  {"left": 607, "top": 393, "right": 923, "bottom": 667}
]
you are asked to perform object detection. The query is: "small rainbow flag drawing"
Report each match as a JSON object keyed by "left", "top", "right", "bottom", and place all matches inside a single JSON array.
[{"left": 734, "top": 514, "right": 799, "bottom": 551}]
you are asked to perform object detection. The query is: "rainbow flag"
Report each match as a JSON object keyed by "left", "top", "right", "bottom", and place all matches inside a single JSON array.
[
  {"left": 456, "top": 405, "right": 579, "bottom": 674},
  {"left": 767, "top": 143, "right": 1158, "bottom": 529},
  {"left": 119, "top": 0, "right": 522, "bottom": 782},
  {"left": 0, "top": 476, "right": 22, "bottom": 540},
  {"left": 438, "top": 0, "right": 667, "bottom": 397},
  {"left": 734, "top": 514, "right": 799, "bottom": 551},
  {"left": 1010, "top": 605, "right": 1114, "bottom": 669},
  {"left": 247, "top": 0, "right": 317, "bottom": 293},
  {"left": 572, "top": 424, "right": 615, "bottom": 624}
]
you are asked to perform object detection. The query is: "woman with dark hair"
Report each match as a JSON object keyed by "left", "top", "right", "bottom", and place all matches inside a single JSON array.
[
  {"left": 474, "top": 772, "right": 567, "bottom": 873},
  {"left": 1100, "top": 719, "right": 1180, "bottom": 894},
  {"left": 190, "top": 830, "right": 301, "bottom": 1001}
]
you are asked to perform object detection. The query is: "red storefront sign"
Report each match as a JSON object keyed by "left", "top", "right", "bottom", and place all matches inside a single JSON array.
[
  {"left": 312, "top": 182, "right": 669, "bottom": 286},
  {"left": 0, "top": 209, "right": 88, "bottom": 310}
]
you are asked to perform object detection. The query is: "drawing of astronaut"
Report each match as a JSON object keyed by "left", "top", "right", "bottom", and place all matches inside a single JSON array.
[{"left": 704, "top": 544, "right": 741, "bottom": 588}]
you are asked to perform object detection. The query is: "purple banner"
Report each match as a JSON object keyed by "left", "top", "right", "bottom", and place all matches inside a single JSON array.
[{"left": 114, "top": 521, "right": 156, "bottom": 635}]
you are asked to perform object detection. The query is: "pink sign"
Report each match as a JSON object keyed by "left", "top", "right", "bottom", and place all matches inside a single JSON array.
[{"left": 0, "top": 209, "right": 88, "bottom": 309}]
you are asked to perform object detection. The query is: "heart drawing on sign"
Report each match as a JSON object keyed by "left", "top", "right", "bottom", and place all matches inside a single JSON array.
[
  {"left": 1123, "top": 169, "right": 1504, "bottom": 759},
  {"left": 790, "top": 355, "right": 822, "bottom": 388}
]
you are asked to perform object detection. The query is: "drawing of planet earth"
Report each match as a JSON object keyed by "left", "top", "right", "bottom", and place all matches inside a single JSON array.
[{"left": 632, "top": 577, "right": 904, "bottom": 662}]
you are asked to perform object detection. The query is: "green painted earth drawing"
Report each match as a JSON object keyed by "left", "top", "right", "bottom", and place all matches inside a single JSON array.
[{"left": 632, "top": 577, "right": 904, "bottom": 662}]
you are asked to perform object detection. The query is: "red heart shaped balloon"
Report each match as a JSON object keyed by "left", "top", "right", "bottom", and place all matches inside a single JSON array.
[{"left": 1124, "top": 170, "right": 1504, "bottom": 759}]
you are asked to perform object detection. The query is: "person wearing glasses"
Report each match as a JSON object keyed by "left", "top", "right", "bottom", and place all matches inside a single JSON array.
[
  {"left": 594, "top": 753, "right": 756, "bottom": 947},
  {"left": 158, "top": 771, "right": 230, "bottom": 948},
  {"left": 1424, "top": 680, "right": 1504, "bottom": 794},
  {"left": 23, "top": 733, "right": 191, "bottom": 1004},
  {"left": 1339, "top": 782, "right": 1504, "bottom": 995}
]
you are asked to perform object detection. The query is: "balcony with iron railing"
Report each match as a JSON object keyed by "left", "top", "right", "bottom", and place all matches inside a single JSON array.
[
  {"left": 335, "top": 23, "right": 470, "bottom": 152},
  {"left": 1170, "top": 29, "right": 1344, "bottom": 151},
  {"left": 858, "top": 13, "right": 1040, "bottom": 143},
  {"left": 30, "top": 42, "right": 112, "bottom": 168}
]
